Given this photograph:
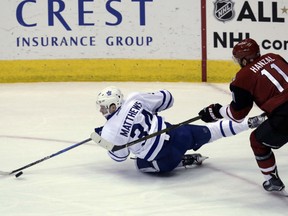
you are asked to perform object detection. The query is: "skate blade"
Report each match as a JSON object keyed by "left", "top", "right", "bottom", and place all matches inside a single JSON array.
[
  {"left": 269, "top": 189, "right": 288, "bottom": 197},
  {"left": 196, "top": 156, "right": 209, "bottom": 165}
]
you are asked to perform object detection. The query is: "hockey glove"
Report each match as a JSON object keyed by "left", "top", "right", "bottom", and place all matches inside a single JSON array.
[{"left": 198, "top": 103, "right": 223, "bottom": 122}]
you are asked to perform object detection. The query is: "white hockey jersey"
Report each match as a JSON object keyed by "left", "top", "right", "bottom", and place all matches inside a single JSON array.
[{"left": 100, "top": 90, "right": 174, "bottom": 162}]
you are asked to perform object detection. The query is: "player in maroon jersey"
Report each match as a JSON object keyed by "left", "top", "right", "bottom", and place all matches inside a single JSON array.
[{"left": 198, "top": 38, "right": 288, "bottom": 193}]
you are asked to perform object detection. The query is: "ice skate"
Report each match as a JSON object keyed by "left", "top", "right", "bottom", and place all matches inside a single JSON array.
[
  {"left": 263, "top": 173, "right": 285, "bottom": 192},
  {"left": 248, "top": 113, "right": 266, "bottom": 128},
  {"left": 181, "top": 153, "right": 208, "bottom": 167}
]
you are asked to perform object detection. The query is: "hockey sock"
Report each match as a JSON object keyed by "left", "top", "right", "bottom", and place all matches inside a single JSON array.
[{"left": 207, "top": 119, "right": 249, "bottom": 143}]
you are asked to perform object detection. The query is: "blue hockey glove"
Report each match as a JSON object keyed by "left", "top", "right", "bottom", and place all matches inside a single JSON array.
[{"left": 94, "top": 126, "right": 103, "bottom": 135}]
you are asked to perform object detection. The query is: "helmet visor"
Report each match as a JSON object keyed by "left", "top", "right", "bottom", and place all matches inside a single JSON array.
[{"left": 232, "top": 55, "right": 241, "bottom": 65}]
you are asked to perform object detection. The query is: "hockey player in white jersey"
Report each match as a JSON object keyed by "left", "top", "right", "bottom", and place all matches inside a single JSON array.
[{"left": 90, "top": 86, "right": 265, "bottom": 173}]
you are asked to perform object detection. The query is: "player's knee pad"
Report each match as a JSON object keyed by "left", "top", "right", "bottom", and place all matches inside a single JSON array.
[
  {"left": 135, "top": 158, "right": 160, "bottom": 173},
  {"left": 254, "top": 121, "right": 288, "bottom": 149}
]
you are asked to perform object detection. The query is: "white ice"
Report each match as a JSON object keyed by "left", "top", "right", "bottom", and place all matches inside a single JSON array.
[{"left": 0, "top": 82, "right": 287, "bottom": 216}]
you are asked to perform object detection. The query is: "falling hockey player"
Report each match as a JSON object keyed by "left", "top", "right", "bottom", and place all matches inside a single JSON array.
[{"left": 90, "top": 86, "right": 264, "bottom": 173}]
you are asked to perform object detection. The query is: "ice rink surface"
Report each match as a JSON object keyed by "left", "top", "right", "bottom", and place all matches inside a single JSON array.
[{"left": 0, "top": 82, "right": 287, "bottom": 216}]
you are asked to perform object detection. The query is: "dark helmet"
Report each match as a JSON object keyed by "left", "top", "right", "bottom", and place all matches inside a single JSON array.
[{"left": 232, "top": 38, "right": 261, "bottom": 67}]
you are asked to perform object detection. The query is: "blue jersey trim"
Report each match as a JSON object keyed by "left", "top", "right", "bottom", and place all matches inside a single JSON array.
[
  {"left": 108, "top": 150, "right": 128, "bottom": 162},
  {"left": 229, "top": 121, "right": 236, "bottom": 135},
  {"left": 144, "top": 116, "right": 162, "bottom": 160},
  {"left": 220, "top": 121, "right": 226, "bottom": 137},
  {"left": 155, "top": 91, "right": 166, "bottom": 112},
  {"left": 165, "top": 91, "right": 173, "bottom": 109}
]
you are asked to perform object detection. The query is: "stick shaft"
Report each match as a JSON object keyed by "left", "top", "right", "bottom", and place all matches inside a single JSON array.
[
  {"left": 111, "top": 116, "right": 201, "bottom": 151},
  {"left": 8, "top": 138, "right": 92, "bottom": 175}
]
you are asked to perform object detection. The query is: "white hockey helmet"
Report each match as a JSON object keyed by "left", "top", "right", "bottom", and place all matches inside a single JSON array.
[{"left": 96, "top": 86, "right": 124, "bottom": 117}]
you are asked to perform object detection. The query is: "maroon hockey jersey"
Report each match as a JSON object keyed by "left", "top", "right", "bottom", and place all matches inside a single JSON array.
[{"left": 229, "top": 53, "right": 288, "bottom": 120}]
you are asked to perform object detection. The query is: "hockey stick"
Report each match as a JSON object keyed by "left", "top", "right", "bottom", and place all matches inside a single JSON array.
[
  {"left": 0, "top": 138, "right": 91, "bottom": 176},
  {"left": 1, "top": 116, "right": 201, "bottom": 176},
  {"left": 95, "top": 115, "right": 201, "bottom": 152}
]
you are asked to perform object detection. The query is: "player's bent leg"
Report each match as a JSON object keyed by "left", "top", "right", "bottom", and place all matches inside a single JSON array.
[
  {"left": 251, "top": 122, "right": 288, "bottom": 192},
  {"left": 135, "top": 157, "right": 182, "bottom": 173},
  {"left": 250, "top": 131, "right": 276, "bottom": 178},
  {"left": 166, "top": 124, "right": 211, "bottom": 151},
  {"left": 135, "top": 158, "right": 160, "bottom": 173},
  {"left": 254, "top": 120, "right": 288, "bottom": 149}
]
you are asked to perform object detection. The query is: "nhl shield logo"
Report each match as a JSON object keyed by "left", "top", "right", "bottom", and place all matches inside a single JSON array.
[{"left": 214, "top": 0, "right": 235, "bottom": 22}]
